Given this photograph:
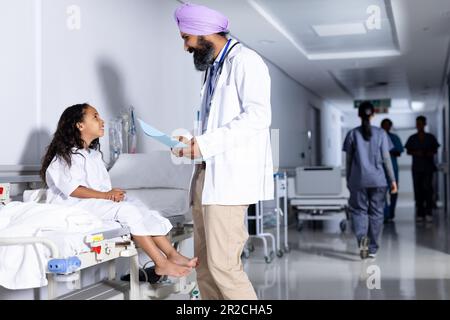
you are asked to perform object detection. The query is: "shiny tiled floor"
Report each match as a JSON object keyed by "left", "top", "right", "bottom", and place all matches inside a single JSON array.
[{"left": 244, "top": 203, "right": 450, "bottom": 300}]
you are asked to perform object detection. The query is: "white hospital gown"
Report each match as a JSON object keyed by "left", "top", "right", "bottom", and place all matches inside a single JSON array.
[{"left": 45, "top": 148, "right": 172, "bottom": 236}]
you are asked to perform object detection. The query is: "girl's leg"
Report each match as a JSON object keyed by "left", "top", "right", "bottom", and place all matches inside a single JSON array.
[
  {"left": 152, "top": 236, "right": 198, "bottom": 268},
  {"left": 132, "top": 235, "right": 191, "bottom": 277}
]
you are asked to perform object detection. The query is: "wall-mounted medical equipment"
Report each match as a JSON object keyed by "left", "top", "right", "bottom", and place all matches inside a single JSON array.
[{"left": 109, "top": 106, "right": 138, "bottom": 164}]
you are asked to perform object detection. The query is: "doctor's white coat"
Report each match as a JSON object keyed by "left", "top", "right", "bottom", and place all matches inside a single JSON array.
[{"left": 194, "top": 40, "right": 274, "bottom": 205}]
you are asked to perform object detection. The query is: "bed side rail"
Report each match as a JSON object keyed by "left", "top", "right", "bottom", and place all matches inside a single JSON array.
[{"left": 0, "top": 236, "right": 59, "bottom": 258}]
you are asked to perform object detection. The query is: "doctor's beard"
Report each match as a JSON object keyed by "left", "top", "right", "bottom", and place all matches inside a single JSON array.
[{"left": 189, "top": 37, "right": 215, "bottom": 71}]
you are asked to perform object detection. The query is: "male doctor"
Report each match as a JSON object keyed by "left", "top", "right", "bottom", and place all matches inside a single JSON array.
[{"left": 172, "top": 3, "right": 274, "bottom": 300}]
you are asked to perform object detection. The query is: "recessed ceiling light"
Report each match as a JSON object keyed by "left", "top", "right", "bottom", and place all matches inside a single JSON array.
[
  {"left": 308, "top": 49, "right": 400, "bottom": 60},
  {"left": 312, "top": 23, "right": 367, "bottom": 37},
  {"left": 411, "top": 101, "right": 425, "bottom": 111},
  {"left": 258, "top": 40, "right": 275, "bottom": 45}
]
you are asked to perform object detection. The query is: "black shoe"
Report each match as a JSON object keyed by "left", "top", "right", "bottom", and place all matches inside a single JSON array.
[
  {"left": 359, "top": 236, "right": 369, "bottom": 259},
  {"left": 121, "top": 266, "right": 161, "bottom": 284}
]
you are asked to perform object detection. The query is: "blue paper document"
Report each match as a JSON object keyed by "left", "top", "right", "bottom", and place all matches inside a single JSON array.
[{"left": 137, "top": 118, "right": 187, "bottom": 148}]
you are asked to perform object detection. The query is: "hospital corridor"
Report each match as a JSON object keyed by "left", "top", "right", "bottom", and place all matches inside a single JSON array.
[
  {"left": 245, "top": 207, "right": 450, "bottom": 300},
  {"left": 1, "top": 0, "right": 450, "bottom": 302}
]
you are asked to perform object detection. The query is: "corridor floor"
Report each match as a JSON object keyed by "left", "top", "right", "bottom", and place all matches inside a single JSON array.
[{"left": 244, "top": 205, "right": 450, "bottom": 299}]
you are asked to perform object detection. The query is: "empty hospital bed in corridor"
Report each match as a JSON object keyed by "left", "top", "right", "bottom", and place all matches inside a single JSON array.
[{"left": 288, "top": 167, "right": 350, "bottom": 233}]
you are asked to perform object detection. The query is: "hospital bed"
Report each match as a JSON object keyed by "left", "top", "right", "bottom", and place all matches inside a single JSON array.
[
  {"left": 0, "top": 152, "right": 196, "bottom": 300},
  {"left": 288, "top": 167, "right": 350, "bottom": 233}
]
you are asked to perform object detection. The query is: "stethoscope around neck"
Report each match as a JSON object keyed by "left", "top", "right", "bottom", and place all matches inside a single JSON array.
[{"left": 203, "top": 40, "right": 240, "bottom": 105}]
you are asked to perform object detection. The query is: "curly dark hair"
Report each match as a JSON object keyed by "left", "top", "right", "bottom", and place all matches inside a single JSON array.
[{"left": 40, "top": 103, "right": 101, "bottom": 183}]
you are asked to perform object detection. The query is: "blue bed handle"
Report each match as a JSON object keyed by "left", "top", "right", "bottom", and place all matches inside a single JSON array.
[{"left": 47, "top": 257, "right": 81, "bottom": 274}]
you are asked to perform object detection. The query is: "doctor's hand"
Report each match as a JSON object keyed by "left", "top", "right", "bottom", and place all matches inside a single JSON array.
[
  {"left": 390, "top": 182, "right": 398, "bottom": 194},
  {"left": 171, "top": 136, "right": 202, "bottom": 160},
  {"left": 105, "top": 188, "right": 126, "bottom": 202}
]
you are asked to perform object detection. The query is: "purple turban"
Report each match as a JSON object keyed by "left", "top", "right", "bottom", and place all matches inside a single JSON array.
[{"left": 174, "top": 3, "right": 229, "bottom": 36}]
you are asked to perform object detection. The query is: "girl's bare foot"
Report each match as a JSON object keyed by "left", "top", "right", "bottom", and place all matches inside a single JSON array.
[
  {"left": 154, "top": 260, "right": 191, "bottom": 278},
  {"left": 168, "top": 252, "right": 199, "bottom": 268}
]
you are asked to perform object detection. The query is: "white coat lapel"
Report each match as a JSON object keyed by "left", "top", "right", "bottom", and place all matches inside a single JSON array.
[{"left": 200, "top": 72, "right": 208, "bottom": 100}]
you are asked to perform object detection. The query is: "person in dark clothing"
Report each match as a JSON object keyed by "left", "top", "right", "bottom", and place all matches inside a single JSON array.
[{"left": 405, "top": 116, "right": 440, "bottom": 223}]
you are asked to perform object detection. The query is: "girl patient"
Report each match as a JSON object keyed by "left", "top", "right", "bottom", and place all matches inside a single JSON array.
[{"left": 41, "top": 103, "right": 197, "bottom": 277}]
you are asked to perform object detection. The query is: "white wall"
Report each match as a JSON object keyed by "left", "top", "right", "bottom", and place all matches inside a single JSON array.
[
  {"left": 0, "top": 0, "right": 320, "bottom": 170},
  {"left": 268, "top": 65, "right": 323, "bottom": 168},
  {"left": 321, "top": 103, "right": 343, "bottom": 167},
  {"left": 40, "top": 0, "right": 201, "bottom": 165},
  {"left": 0, "top": 0, "right": 201, "bottom": 167},
  {"left": 0, "top": 0, "right": 39, "bottom": 165}
]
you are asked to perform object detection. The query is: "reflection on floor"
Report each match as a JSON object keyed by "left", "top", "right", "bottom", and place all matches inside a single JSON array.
[{"left": 244, "top": 205, "right": 450, "bottom": 300}]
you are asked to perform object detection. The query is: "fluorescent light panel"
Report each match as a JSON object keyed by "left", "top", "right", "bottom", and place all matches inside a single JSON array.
[
  {"left": 312, "top": 23, "right": 367, "bottom": 37},
  {"left": 411, "top": 101, "right": 425, "bottom": 111},
  {"left": 308, "top": 49, "right": 400, "bottom": 60},
  {"left": 248, "top": 0, "right": 398, "bottom": 60}
]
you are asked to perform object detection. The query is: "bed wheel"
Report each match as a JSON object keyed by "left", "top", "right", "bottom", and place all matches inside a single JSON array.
[
  {"left": 276, "top": 250, "right": 283, "bottom": 258},
  {"left": 264, "top": 256, "right": 272, "bottom": 264}
]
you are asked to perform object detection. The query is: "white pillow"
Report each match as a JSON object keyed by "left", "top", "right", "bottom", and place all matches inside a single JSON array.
[
  {"left": 23, "top": 189, "right": 47, "bottom": 203},
  {"left": 109, "top": 152, "right": 193, "bottom": 190}
]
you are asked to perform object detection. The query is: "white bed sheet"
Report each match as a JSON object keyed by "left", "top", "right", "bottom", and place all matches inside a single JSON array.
[
  {"left": 0, "top": 202, "right": 104, "bottom": 289},
  {"left": 125, "top": 188, "right": 191, "bottom": 220},
  {"left": 17, "top": 188, "right": 190, "bottom": 260},
  {"left": 0, "top": 186, "right": 192, "bottom": 290},
  {"left": 40, "top": 187, "right": 191, "bottom": 259},
  {"left": 39, "top": 220, "right": 124, "bottom": 258}
]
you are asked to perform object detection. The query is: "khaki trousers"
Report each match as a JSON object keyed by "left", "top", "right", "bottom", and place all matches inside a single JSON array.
[{"left": 191, "top": 165, "right": 257, "bottom": 300}]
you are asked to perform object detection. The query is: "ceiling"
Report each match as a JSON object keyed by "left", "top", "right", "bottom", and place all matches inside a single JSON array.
[
  {"left": 253, "top": 0, "right": 400, "bottom": 59},
  {"left": 190, "top": 0, "right": 450, "bottom": 113}
]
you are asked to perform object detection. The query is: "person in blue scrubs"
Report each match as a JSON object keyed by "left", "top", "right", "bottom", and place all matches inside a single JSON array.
[
  {"left": 381, "top": 118, "right": 404, "bottom": 223},
  {"left": 343, "top": 102, "right": 397, "bottom": 259}
]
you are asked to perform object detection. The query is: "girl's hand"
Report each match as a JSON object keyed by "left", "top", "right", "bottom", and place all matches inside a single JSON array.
[{"left": 105, "top": 188, "right": 126, "bottom": 202}]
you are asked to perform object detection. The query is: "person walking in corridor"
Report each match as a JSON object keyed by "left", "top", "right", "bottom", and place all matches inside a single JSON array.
[
  {"left": 343, "top": 102, "right": 397, "bottom": 259},
  {"left": 381, "top": 118, "right": 404, "bottom": 223},
  {"left": 405, "top": 116, "right": 440, "bottom": 223}
]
